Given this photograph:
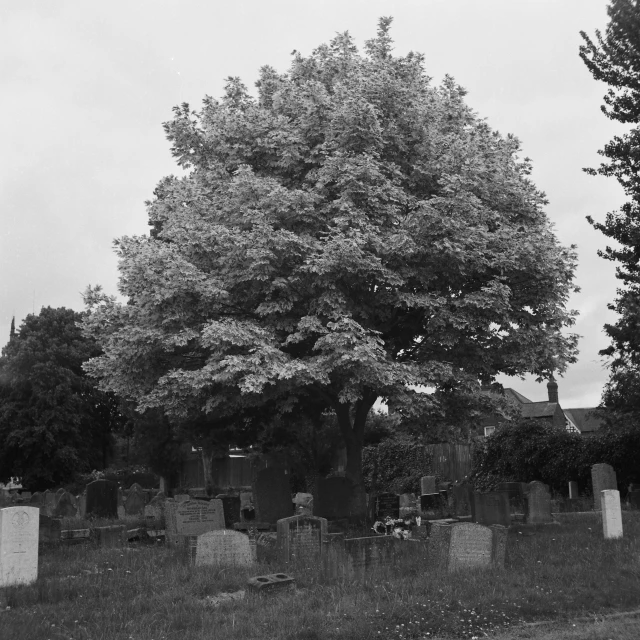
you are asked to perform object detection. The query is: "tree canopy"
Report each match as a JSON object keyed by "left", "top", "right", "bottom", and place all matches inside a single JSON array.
[
  {"left": 580, "top": 0, "right": 640, "bottom": 417},
  {"left": 83, "top": 19, "right": 578, "bottom": 516},
  {"left": 0, "top": 307, "right": 124, "bottom": 489}
]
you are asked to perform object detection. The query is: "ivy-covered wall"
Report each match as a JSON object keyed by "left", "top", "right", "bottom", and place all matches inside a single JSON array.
[{"left": 362, "top": 438, "right": 433, "bottom": 494}]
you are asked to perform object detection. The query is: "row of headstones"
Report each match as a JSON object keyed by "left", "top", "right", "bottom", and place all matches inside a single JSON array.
[{"left": 188, "top": 514, "right": 507, "bottom": 577}]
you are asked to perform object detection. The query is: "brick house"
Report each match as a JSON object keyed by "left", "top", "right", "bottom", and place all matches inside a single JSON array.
[{"left": 479, "top": 380, "right": 604, "bottom": 437}]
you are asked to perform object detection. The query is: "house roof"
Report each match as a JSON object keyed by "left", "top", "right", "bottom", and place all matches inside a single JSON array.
[
  {"left": 520, "top": 401, "right": 559, "bottom": 418},
  {"left": 504, "top": 388, "right": 532, "bottom": 405},
  {"left": 563, "top": 408, "right": 604, "bottom": 433}
]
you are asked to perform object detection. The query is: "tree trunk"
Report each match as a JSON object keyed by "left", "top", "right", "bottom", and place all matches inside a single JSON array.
[{"left": 334, "top": 392, "right": 377, "bottom": 523}]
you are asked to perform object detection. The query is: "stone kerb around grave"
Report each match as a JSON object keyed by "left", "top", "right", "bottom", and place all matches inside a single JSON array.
[
  {"left": 0, "top": 506, "right": 40, "bottom": 587},
  {"left": 194, "top": 530, "right": 253, "bottom": 567},
  {"left": 591, "top": 464, "right": 617, "bottom": 511},
  {"left": 276, "top": 515, "right": 328, "bottom": 565}
]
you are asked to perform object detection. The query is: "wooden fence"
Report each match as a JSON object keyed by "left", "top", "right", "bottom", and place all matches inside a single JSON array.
[{"left": 425, "top": 443, "right": 472, "bottom": 482}]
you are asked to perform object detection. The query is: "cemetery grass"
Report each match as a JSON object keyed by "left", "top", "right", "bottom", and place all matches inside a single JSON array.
[{"left": 1, "top": 513, "right": 640, "bottom": 640}]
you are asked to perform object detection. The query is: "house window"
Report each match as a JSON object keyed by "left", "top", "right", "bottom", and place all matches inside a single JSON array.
[{"left": 484, "top": 426, "right": 496, "bottom": 437}]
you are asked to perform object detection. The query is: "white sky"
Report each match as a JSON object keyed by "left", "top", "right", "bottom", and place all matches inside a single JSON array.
[{"left": 1, "top": 0, "right": 627, "bottom": 409}]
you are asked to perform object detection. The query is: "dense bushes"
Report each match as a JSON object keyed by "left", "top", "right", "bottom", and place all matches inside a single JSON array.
[
  {"left": 362, "top": 436, "right": 432, "bottom": 494},
  {"left": 472, "top": 420, "right": 640, "bottom": 494}
]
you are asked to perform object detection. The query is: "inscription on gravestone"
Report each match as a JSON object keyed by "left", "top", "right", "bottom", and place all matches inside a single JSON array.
[
  {"left": 375, "top": 493, "right": 400, "bottom": 520},
  {"left": 175, "top": 500, "right": 225, "bottom": 537},
  {"left": 448, "top": 523, "right": 492, "bottom": 571}
]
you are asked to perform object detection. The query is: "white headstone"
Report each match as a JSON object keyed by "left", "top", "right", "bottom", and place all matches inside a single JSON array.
[
  {"left": 602, "top": 490, "right": 623, "bottom": 539},
  {"left": 195, "top": 530, "right": 253, "bottom": 567},
  {"left": 0, "top": 506, "right": 39, "bottom": 586}
]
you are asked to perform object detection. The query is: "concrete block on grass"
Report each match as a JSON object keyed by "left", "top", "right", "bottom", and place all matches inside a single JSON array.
[{"left": 247, "top": 573, "right": 295, "bottom": 593}]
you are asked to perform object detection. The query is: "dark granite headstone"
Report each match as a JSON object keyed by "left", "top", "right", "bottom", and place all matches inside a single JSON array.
[
  {"left": 374, "top": 493, "right": 400, "bottom": 519},
  {"left": 253, "top": 468, "right": 293, "bottom": 524},
  {"left": 473, "top": 491, "right": 510, "bottom": 527},
  {"left": 216, "top": 494, "right": 241, "bottom": 528},
  {"left": 420, "top": 493, "right": 442, "bottom": 512},
  {"left": 452, "top": 482, "right": 474, "bottom": 516},
  {"left": 85, "top": 479, "right": 118, "bottom": 519},
  {"left": 568, "top": 481, "right": 579, "bottom": 499},
  {"left": 315, "top": 477, "right": 355, "bottom": 520}
]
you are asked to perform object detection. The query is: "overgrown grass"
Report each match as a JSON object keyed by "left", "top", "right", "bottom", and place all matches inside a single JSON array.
[{"left": 1, "top": 512, "right": 640, "bottom": 640}]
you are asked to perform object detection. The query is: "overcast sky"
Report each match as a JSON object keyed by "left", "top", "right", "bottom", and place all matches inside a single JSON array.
[{"left": 1, "top": 0, "right": 628, "bottom": 409}]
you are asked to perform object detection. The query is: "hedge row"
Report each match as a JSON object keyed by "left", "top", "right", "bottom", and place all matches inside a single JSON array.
[
  {"left": 362, "top": 437, "right": 433, "bottom": 494},
  {"left": 471, "top": 420, "right": 640, "bottom": 494}
]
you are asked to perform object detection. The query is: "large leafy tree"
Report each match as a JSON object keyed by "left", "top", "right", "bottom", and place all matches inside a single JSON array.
[
  {"left": 580, "top": 0, "right": 640, "bottom": 416},
  {"left": 0, "top": 307, "right": 124, "bottom": 489},
  {"left": 83, "top": 19, "right": 578, "bottom": 518}
]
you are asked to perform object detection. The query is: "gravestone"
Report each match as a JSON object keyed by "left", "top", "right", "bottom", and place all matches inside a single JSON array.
[
  {"left": 0, "top": 506, "right": 39, "bottom": 586},
  {"left": 194, "top": 529, "right": 253, "bottom": 567},
  {"left": 452, "top": 482, "right": 474, "bottom": 516},
  {"left": 30, "top": 492, "right": 44, "bottom": 508},
  {"left": 474, "top": 491, "right": 510, "bottom": 527},
  {"left": 399, "top": 493, "right": 415, "bottom": 509},
  {"left": 39, "top": 515, "right": 61, "bottom": 545},
  {"left": 277, "top": 515, "right": 327, "bottom": 565},
  {"left": 428, "top": 521, "right": 506, "bottom": 572},
  {"left": 78, "top": 493, "right": 86, "bottom": 517},
  {"left": 323, "top": 534, "right": 399, "bottom": 580},
  {"left": 95, "top": 525, "right": 126, "bottom": 547},
  {"left": 628, "top": 491, "right": 640, "bottom": 508},
  {"left": 602, "top": 490, "right": 623, "bottom": 539},
  {"left": 43, "top": 490, "right": 57, "bottom": 517},
  {"left": 375, "top": 493, "right": 400, "bottom": 520},
  {"left": 420, "top": 493, "right": 442, "bottom": 513},
  {"left": 253, "top": 467, "right": 293, "bottom": 523},
  {"left": 591, "top": 463, "right": 617, "bottom": 510},
  {"left": 526, "top": 482, "right": 553, "bottom": 524},
  {"left": 144, "top": 493, "right": 165, "bottom": 528},
  {"left": 175, "top": 494, "right": 190, "bottom": 503},
  {"left": 56, "top": 488, "right": 65, "bottom": 498},
  {"left": 175, "top": 499, "right": 225, "bottom": 538},
  {"left": 164, "top": 500, "right": 179, "bottom": 547},
  {"left": 420, "top": 476, "right": 437, "bottom": 495},
  {"left": 315, "top": 477, "right": 354, "bottom": 520},
  {"left": 53, "top": 491, "right": 78, "bottom": 518},
  {"left": 216, "top": 494, "right": 241, "bottom": 528},
  {"left": 292, "top": 492, "right": 313, "bottom": 515},
  {"left": 124, "top": 483, "right": 147, "bottom": 516},
  {"left": 568, "top": 481, "right": 579, "bottom": 500},
  {"left": 85, "top": 479, "right": 118, "bottom": 519}
]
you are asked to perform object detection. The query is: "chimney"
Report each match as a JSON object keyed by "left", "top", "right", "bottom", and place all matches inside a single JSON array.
[{"left": 547, "top": 377, "right": 558, "bottom": 403}]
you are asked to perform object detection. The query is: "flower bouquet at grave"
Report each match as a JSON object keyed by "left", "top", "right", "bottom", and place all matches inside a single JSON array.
[{"left": 371, "top": 515, "right": 415, "bottom": 539}]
